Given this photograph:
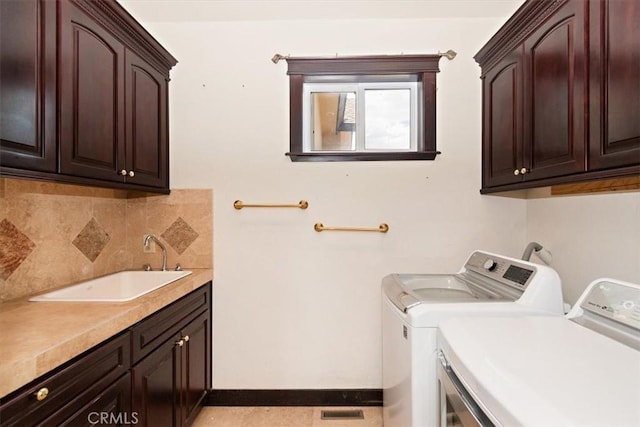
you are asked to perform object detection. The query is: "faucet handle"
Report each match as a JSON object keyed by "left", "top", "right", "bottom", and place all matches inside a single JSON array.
[
  {"left": 175, "top": 263, "right": 182, "bottom": 271},
  {"left": 143, "top": 264, "right": 152, "bottom": 271}
]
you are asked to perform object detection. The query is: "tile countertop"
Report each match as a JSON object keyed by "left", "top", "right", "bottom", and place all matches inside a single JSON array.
[{"left": 0, "top": 268, "right": 213, "bottom": 399}]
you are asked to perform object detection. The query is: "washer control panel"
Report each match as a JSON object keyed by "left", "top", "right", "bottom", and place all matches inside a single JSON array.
[
  {"left": 465, "top": 252, "right": 535, "bottom": 290},
  {"left": 581, "top": 281, "right": 640, "bottom": 330}
]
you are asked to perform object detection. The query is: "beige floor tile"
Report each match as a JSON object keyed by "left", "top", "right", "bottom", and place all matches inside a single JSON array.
[{"left": 193, "top": 406, "right": 382, "bottom": 427}]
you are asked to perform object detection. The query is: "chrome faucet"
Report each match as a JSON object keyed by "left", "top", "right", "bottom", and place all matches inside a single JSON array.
[{"left": 144, "top": 234, "right": 168, "bottom": 271}]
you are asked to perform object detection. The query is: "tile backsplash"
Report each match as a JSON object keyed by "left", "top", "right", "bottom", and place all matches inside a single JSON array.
[{"left": 0, "top": 178, "right": 212, "bottom": 302}]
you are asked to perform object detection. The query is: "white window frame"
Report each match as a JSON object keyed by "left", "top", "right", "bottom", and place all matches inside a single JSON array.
[{"left": 302, "top": 81, "right": 419, "bottom": 153}]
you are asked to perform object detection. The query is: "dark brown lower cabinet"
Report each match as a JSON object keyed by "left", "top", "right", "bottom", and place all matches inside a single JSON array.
[
  {"left": 0, "top": 282, "right": 211, "bottom": 427},
  {"left": 132, "top": 311, "right": 210, "bottom": 427},
  {"left": 0, "top": 332, "right": 130, "bottom": 427}
]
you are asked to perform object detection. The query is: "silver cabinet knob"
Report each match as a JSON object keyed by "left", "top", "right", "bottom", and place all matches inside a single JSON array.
[
  {"left": 183, "top": 335, "right": 190, "bottom": 342},
  {"left": 514, "top": 169, "right": 520, "bottom": 176},
  {"left": 120, "top": 169, "right": 127, "bottom": 176},
  {"left": 128, "top": 170, "right": 135, "bottom": 177},
  {"left": 176, "top": 339, "right": 185, "bottom": 347},
  {"left": 520, "top": 167, "right": 528, "bottom": 174}
]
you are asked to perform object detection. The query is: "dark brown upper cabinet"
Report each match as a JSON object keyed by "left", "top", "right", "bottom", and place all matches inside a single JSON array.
[
  {"left": 0, "top": 0, "right": 177, "bottom": 193},
  {"left": 476, "top": 0, "right": 640, "bottom": 194},
  {"left": 588, "top": 0, "right": 640, "bottom": 171},
  {"left": 285, "top": 55, "right": 442, "bottom": 162},
  {"left": 58, "top": 0, "right": 126, "bottom": 185},
  {"left": 125, "top": 49, "right": 169, "bottom": 188},
  {"left": 0, "top": 0, "right": 57, "bottom": 173}
]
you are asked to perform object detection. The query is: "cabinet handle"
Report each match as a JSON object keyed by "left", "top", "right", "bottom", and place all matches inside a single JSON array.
[
  {"left": 183, "top": 335, "right": 190, "bottom": 342},
  {"left": 514, "top": 169, "right": 520, "bottom": 176},
  {"left": 120, "top": 169, "right": 127, "bottom": 176},
  {"left": 176, "top": 339, "right": 185, "bottom": 347},
  {"left": 35, "top": 387, "right": 49, "bottom": 401},
  {"left": 128, "top": 170, "right": 135, "bottom": 177},
  {"left": 520, "top": 167, "right": 528, "bottom": 175}
]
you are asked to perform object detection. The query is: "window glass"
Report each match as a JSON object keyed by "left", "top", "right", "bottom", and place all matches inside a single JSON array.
[
  {"left": 310, "top": 92, "right": 356, "bottom": 151},
  {"left": 364, "top": 89, "right": 411, "bottom": 150}
]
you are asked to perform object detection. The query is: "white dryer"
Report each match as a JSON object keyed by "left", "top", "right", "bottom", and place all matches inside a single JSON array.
[
  {"left": 382, "top": 250, "right": 564, "bottom": 427},
  {"left": 437, "top": 278, "right": 640, "bottom": 426}
]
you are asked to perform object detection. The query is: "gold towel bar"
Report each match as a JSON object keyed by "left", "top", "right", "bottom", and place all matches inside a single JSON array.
[
  {"left": 314, "top": 223, "right": 389, "bottom": 233},
  {"left": 234, "top": 200, "right": 309, "bottom": 210}
]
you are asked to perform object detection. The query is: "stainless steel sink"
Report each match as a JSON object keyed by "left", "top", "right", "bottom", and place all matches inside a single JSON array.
[{"left": 29, "top": 270, "right": 192, "bottom": 302}]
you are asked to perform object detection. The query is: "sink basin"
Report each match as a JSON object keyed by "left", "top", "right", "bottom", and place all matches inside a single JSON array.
[{"left": 29, "top": 270, "right": 192, "bottom": 302}]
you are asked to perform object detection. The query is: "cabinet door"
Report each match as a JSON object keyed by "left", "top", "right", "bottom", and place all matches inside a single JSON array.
[
  {"left": 180, "top": 312, "right": 211, "bottom": 427},
  {"left": 522, "top": 0, "right": 587, "bottom": 180},
  {"left": 588, "top": 0, "right": 640, "bottom": 170},
  {"left": 481, "top": 48, "right": 523, "bottom": 188},
  {"left": 132, "top": 333, "right": 181, "bottom": 427},
  {"left": 58, "top": 0, "right": 126, "bottom": 183},
  {"left": 0, "top": 0, "right": 57, "bottom": 172},
  {"left": 125, "top": 49, "right": 169, "bottom": 189}
]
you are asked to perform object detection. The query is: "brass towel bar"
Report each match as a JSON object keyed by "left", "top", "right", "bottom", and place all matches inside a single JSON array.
[
  {"left": 314, "top": 223, "right": 389, "bottom": 233},
  {"left": 233, "top": 200, "right": 309, "bottom": 210}
]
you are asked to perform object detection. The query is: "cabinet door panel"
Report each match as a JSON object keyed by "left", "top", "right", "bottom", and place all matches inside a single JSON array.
[
  {"left": 181, "top": 312, "right": 210, "bottom": 426},
  {"left": 0, "top": 0, "right": 56, "bottom": 172},
  {"left": 59, "top": 1, "right": 125, "bottom": 182},
  {"left": 523, "top": 0, "right": 586, "bottom": 180},
  {"left": 133, "top": 335, "right": 181, "bottom": 427},
  {"left": 589, "top": 0, "right": 640, "bottom": 169},
  {"left": 125, "top": 49, "right": 168, "bottom": 188},
  {"left": 482, "top": 50, "right": 523, "bottom": 188},
  {"left": 75, "top": 33, "right": 117, "bottom": 162}
]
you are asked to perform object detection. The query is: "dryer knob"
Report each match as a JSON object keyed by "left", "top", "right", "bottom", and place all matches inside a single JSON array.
[{"left": 483, "top": 259, "right": 497, "bottom": 271}]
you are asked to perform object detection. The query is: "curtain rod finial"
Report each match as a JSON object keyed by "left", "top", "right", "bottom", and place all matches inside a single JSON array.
[
  {"left": 271, "top": 53, "right": 288, "bottom": 64},
  {"left": 439, "top": 49, "right": 457, "bottom": 60}
]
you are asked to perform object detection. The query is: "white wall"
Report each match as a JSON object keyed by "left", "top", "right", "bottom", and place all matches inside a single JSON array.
[
  {"left": 120, "top": 0, "right": 640, "bottom": 390},
  {"left": 134, "top": 14, "right": 527, "bottom": 388},
  {"left": 526, "top": 192, "right": 640, "bottom": 304}
]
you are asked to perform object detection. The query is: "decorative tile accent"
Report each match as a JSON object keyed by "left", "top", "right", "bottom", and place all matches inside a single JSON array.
[
  {"left": 72, "top": 218, "right": 110, "bottom": 262},
  {"left": 161, "top": 217, "right": 199, "bottom": 254},
  {"left": 0, "top": 219, "right": 36, "bottom": 280}
]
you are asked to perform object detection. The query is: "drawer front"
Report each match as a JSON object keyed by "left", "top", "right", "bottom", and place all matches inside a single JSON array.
[
  {"left": 131, "top": 282, "right": 211, "bottom": 364},
  {"left": 57, "top": 373, "right": 133, "bottom": 427},
  {"left": 0, "top": 332, "right": 131, "bottom": 426}
]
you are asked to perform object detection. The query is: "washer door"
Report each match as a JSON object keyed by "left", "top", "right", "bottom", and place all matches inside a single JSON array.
[
  {"left": 382, "top": 274, "right": 498, "bottom": 313},
  {"left": 413, "top": 287, "right": 478, "bottom": 302},
  {"left": 398, "top": 274, "right": 496, "bottom": 302}
]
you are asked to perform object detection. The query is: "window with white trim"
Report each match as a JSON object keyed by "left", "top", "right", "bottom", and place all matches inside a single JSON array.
[
  {"left": 284, "top": 55, "right": 443, "bottom": 162},
  {"left": 303, "top": 81, "right": 419, "bottom": 153}
]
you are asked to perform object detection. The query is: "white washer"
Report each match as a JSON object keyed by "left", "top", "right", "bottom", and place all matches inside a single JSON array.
[
  {"left": 437, "top": 278, "right": 640, "bottom": 427},
  {"left": 382, "top": 250, "right": 564, "bottom": 427}
]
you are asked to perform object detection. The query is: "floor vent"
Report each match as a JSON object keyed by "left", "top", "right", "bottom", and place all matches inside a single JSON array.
[{"left": 320, "top": 409, "right": 365, "bottom": 420}]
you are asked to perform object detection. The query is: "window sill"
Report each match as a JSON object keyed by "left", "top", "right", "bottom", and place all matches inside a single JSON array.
[{"left": 286, "top": 151, "right": 441, "bottom": 162}]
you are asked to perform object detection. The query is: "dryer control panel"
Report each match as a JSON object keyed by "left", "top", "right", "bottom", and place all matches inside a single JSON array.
[{"left": 581, "top": 280, "right": 640, "bottom": 330}]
